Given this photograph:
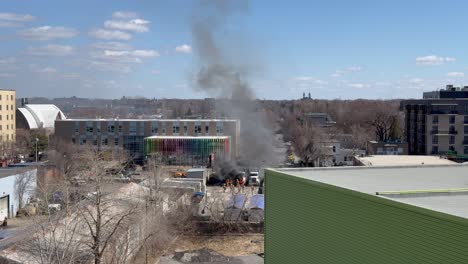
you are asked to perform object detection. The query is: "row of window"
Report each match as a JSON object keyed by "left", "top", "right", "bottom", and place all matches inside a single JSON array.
[
  {"left": 0, "top": 115, "right": 14, "bottom": 121},
  {"left": 433, "top": 115, "right": 468, "bottom": 124},
  {"left": 0, "top": 124, "right": 14, "bottom": 130},
  {"left": 431, "top": 135, "right": 468, "bottom": 144},
  {"left": 0, "top": 105, "right": 14, "bottom": 111},
  {"left": 0, "top": 134, "right": 15, "bottom": 141},
  {"left": 77, "top": 122, "right": 224, "bottom": 135},
  {"left": 73, "top": 137, "right": 120, "bottom": 146},
  {"left": 0, "top": 95, "right": 14, "bottom": 101},
  {"left": 431, "top": 146, "right": 468, "bottom": 154}
]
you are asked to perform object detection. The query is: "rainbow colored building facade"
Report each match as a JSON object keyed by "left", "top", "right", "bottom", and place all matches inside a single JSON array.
[{"left": 143, "top": 136, "right": 231, "bottom": 165}]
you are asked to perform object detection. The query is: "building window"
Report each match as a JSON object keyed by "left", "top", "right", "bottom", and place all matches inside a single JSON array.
[
  {"left": 96, "top": 122, "right": 101, "bottom": 133},
  {"left": 161, "top": 122, "right": 166, "bottom": 134},
  {"left": 151, "top": 123, "right": 158, "bottom": 134},
  {"left": 432, "top": 115, "right": 438, "bottom": 123},
  {"left": 6, "top": 115, "right": 8, "bottom": 121},
  {"left": 10, "top": 95, "right": 12, "bottom": 100},
  {"left": 6, "top": 105, "right": 8, "bottom": 111},
  {"left": 195, "top": 125, "right": 201, "bottom": 134},
  {"left": 216, "top": 122, "right": 224, "bottom": 134},
  {"left": 450, "top": 125, "right": 456, "bottom": 133},
  {"left": 0, "top": 95, "right": 2, "bottom": 100},
  {"left": 86, "top": 126, "right": 93, "bottom": 133},
  {"left": 173, "top": 124, "right": 180, "bottom": 134},
  {"left": 114, "top": 137, "right": 119, "bottom": 146},
  {"left": 0, "top": 105, "right": 2, "bottom": 111},
  {"left": 465, "top": 146, "right": 468, "bottom": 154},
  {"left": 102, "top": 138, "right": 108, "bottom": 146},
  {"left": 449, "top": 145, "right": 455, "bottom": 151},
  {"left": 6, "top": 125, "right": 8, "bottom": 130},
  {"left": 11, "top": 124, "right": 13, "bottom": 130},
  {"left": 139, "top": 122, "right": 145, "bottom": 135},
  {"left": 0, "top": 125, "right": 2, "bottom": 130},
  {"left": 450, "top": 136, "right": 455, "bottom": 144},
  {"left": 332, "top": 146, "right": 336, "bottom": 153},
  {"left": 432, "top": 136, "right": 438, "bottom": 144},
  {"left": 465, "top": 116, "right": 468, "bottom": 124},
  {"left": 184, "top": 124, "right": 188, "bottom": 134},
  {"left": 108, "top": 124, "right": 115, "bottom": 133},
  {"left": 450, "top": 116, "right": 456, "bottom": 124},
  {"left": 72, "top": 138, "right": 76, "bottom": 144},
  {"left": 6, "top": 134, "right": 9, "bottom": 140},
  {"left": 432, "top": 146, "right": 438, "bottom": 154},
  {"left": 10, "top": 105, "right": 13, "bottom": 111},
  {"left": 464, "top": 126, "right": 468, "bottom": 134},
  {"left": 129, "top": 122, "right": 137, "bottom": 134},
  {"left": 118, "top": 124, "right": 122, "bottom": 133},
  {"left": 205, "top": 124, "right": 209, "bottom": 134},
  {"left": 93, "top": 139, "right": 97, "bottom": 146},
  {"left": 75, "top": 122, "right": 79, "bottom": 133}
]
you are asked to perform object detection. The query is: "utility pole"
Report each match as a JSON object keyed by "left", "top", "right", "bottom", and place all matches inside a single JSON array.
[{"left": 35, "top": 137, "right": 39, "bottom": 162}]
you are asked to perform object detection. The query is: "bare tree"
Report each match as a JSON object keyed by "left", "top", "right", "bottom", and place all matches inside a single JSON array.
[
  {"left": 14, "top": 170, "right": 35, "bottom": 209},
  {"left": 290, "top": 124, "right": 328, "bottom": 166}
]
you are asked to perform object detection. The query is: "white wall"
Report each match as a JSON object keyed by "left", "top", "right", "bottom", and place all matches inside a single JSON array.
[{"left": 0, "top": 169, "right": 37, "bottom": 217}]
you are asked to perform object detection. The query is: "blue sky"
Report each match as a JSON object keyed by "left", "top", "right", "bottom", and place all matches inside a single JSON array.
[{"left": 0, "top": 0, "right": 467, "bottom": 100}]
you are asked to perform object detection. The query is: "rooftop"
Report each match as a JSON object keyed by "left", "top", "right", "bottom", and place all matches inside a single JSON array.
[
  {"left": 357, "top": 155, "right": 455, "bottom": 166},
  {"left": 58, "top": 118, "right": 238, "bottom": 122},
  {"left": 146, "top": 136, "right": 229, "bottom": 140},
  {"left": 269, "top": 165, "right": 468, "bottom": 219},
  {"left": 0, "top": 168, "right": 36, "bottom": 179}
]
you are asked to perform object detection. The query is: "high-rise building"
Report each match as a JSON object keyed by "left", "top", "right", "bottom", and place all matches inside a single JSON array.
[
  {"left": 401, "top": 85, "right": 468, "bottom": 156},
  {"left": 0, "top": 90, "right": 16, "bottom": 143}
]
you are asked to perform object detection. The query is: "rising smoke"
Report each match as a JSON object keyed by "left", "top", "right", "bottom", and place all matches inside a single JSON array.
[{"left": 191, "top": 0, "right": 280, "bottom": 178}]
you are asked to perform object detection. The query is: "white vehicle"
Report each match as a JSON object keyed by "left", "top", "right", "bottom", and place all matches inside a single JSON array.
[{"left": 250, "top": 171, "right": 260, "bottom": 186}]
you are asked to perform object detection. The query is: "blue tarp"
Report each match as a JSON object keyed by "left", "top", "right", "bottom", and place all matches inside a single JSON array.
[
  {"left": 226, "top": 194, "right": 246, "bottom": 209},
  {"left": 248, "top": 194, "right": 264, "bottom": 209}
]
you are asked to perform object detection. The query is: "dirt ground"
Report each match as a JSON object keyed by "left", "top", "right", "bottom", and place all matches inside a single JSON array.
[{"left": 169, "top": 234, "right": 264, "bottom": 257}]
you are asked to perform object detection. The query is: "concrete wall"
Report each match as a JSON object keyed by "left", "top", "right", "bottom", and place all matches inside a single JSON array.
[
  {"left": 265, "top": 169, "right": 468, "bottom": 264},
  {"left": 0, "top": 169, "right": 37, "bottom": 218}
]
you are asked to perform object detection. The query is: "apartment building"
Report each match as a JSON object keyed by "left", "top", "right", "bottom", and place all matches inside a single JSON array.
[
  {"left": 401, "top": 85, "right": 468, "bottom": 156},
  {"left": 54, "top": 119, "right": 240, "bottom": 162},
  {"left": 0, "top": 90, "right": 16, "bottom": 143}
]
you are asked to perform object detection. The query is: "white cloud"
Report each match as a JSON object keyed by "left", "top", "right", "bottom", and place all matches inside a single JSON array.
[
  {"left": 345, "top": 66, "right": 362, "bottom": 72},
  {"left": 330, "top": 66, "right": 363, "bottom": 77},
  {"left": 30, "top": 64, "right": 57, "bottom": 73},
  {"left": 112, "top": 11, "right": 137, "bottom": 19},
  {"left": 26, "top": 44, "right": 74, "bottom": 56},
  {"left": 0, "top": 13, "right": 35, "bottom": 22},
  {"left": 0, "top": 57, "right": 18, "bottom": 72},
  {"left": 82, "top": 59, "right": 132, "bottom": 73},
  {"left": 104, "top": 19, "right": 150, "bottom": 33},
  {"left": 103, "top": 49, "right": 159, "bottom": 58},
  {"left": 445, "top": 57, "right": 456, "bottom": 62},
  {"left": 294, "top": 76, "right": 315, "bottom": 81},
  {"left": 416, "top": 55, "right": 456, "bottom": 66},
  {"left": 175, "top": 44, "right": 192, "bottom": 54},
  {"left": 408, "top": 78, "right": 424, "bottom": 84},
  {"left": 92, "top": 41, "right": 133, "bottom": 51},
  {"left": 348, "top": 83, "right": 369, "bottom": 89},
  {"left": 0, "top": 21, "right": 22, "bottom": 28},
  {"left": 89, "top": 29, "right": 132, "bottom": 40},
  {"left": 446, "top": 72, "right": 464, "bottom": 77},
  {"left": 18, "top": 26, "right": 78, "bottom": 41},
  {"left": 0, "top": 73, "right": 15, "bottom": 78}
]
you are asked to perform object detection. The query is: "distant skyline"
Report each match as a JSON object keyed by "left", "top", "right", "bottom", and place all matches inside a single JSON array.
[{"left": 1, "top": 0, "right": 468, "bottom": 100}]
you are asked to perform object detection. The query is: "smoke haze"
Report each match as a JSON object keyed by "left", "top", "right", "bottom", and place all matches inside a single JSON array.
[{"left": 191, "top": 0, "right": 280, "bottom": 169}]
